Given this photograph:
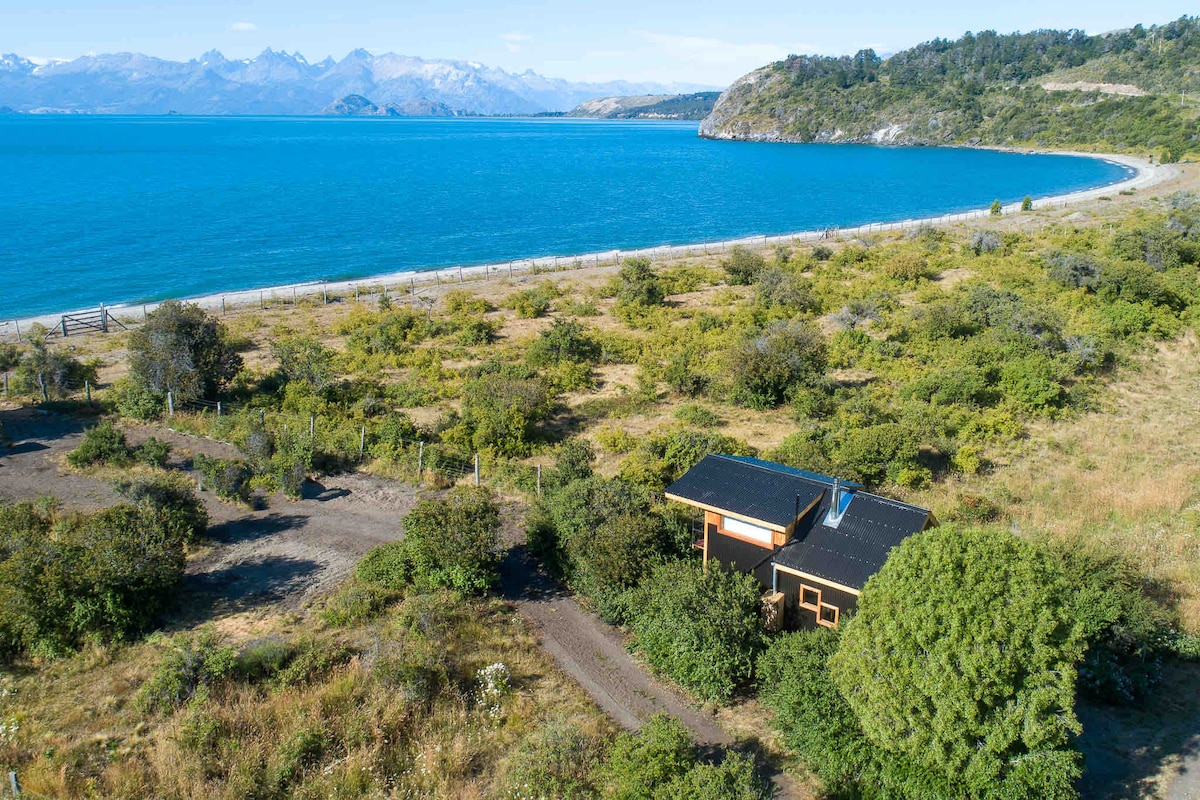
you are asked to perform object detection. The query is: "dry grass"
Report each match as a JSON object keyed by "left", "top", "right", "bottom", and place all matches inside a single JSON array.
[
  {"left": 3, "top": 595, "right": 613, "bottom": 799},
  {"left": 908, "top": 333, "right": 1200, "bottom": 629}
]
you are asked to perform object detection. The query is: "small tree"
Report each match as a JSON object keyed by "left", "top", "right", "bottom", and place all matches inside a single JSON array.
[
  {"left": 1021, "top": 195, "right": 1034, "bottom": 211},
  {"left": 721, "top": 246, "right": 766, "bottom": 285},
  {"left": 730, "top": 320, "right": 827, "bottom": 409},
  {"left": 625, "top": 561, "right": 765, "bottom": 702},
  {"left": 989, "top": 199, "right": 1003, "bottom": 216},
  {"left": 14, "top": 340, "right": 96, "bottom": 400},
  {"left": 830, "top": 526, "right": 1086, "bottom": 798},
  {"left": 397, "top": 486, "right": 501, "bottom": 594},
  {"left": 526, "top": 318, "right": 600, "bottom": 366},
  {"left": 128, "top": 301, "right": 242, "bottom": 402},
  {"left": 615, "top": 258, "right": 665, "bottom": 308},
  {"left": 271, "top": 337, "right": 335, "bottom": 393}
]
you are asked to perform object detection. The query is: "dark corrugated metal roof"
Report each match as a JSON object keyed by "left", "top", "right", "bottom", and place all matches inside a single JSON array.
[
  {"left": 666, "top": 454, "right": 930, "bottom": 590},
  {"left": 773, "top": 488, "right": 930, "bottom": 590},
  {"left": 719, "top": 456, "right": 863, "bottom": 489},
  {"left": 664, "top": 454, "right": 825, "bottom": 528}
]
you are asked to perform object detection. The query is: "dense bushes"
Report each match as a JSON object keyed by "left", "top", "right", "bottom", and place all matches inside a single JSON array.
[
  {"left": 729, "top": 320, "right": 827, "bottom": 409},
  {"left": 624, "top": 561, "right": 765, "bottom": 702},
  {"left": 67, "top": 420, "right": 131, "bottom": 467},
  {"left": 358, "top": 486, "right": 500, "bottom": 595},
  {"left": 754, "top": 526, "right": 1188, "bottom": 800},
  {"left": 0, "top": 498, "right": 190, "bottom": 658},
  {"left": 12, "top": 339, "right": 98, "bottom": 401}
]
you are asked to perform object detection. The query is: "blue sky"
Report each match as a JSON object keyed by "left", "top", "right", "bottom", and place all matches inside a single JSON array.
[{"left": 2, "top": 1, "right": 1196, "bottom": 85}]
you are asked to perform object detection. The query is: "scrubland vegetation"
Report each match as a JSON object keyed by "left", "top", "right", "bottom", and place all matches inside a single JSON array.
[{"left": 4, "top": 185, "right": 1200, "bottom": 797}]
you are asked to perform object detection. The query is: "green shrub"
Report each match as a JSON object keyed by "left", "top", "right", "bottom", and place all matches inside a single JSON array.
[
  {"left": 599, "top": 715, "right": 695, "bottom": 799},
  {"left": 128, "top": 300, "right": 243, "bottom": 402},
  {"left": 624, "top": 561, "right": 765, "bottom": 702},
  {"left": 654, "top": 751, "right": 769, "bottom": 800},
  {"left": 398, "top": 486, "right": 501, "bottom": 594},
  {"left": 273, "top": 725, "right": 328, "bottom": 788},
  {"left": 67, "top": 420, "right": 131, "bottom": 468},
  {"left": 594, "top": 426, "right": 637, "bottom": 454},
  {"left": 729, "top": 320, "right": 827, "bottom": 409},
  {"left": 270, "top": 636, "right": 352, "bottom": 688},
  {"left": 757, "top": 629, "right": 879, "bottom": 796},
  {"left": 114, "top": 379, "right": 165, "bottom": 421},
  {"left": 356, "top": 541, "right": 412, "bottom": 590},
  {"left": 722, "top": 246, "right": 766, "bottom": 285},
  {"left": 568, "top": 512, "right": 670, "bottom": 622},
  {"left": 12, "top": 339, "right": 98, "bottom": 401},
  {"left": 320, "top": 582, "right": 395, "bottom": 626},
  {"left": 755, "top": 266, "right": 819, "bottom": 311},
  {"left": 0, "top": 499, "right": 189, "bottom": 659},
  {"left": 883, "top": 251, "right": 929, "bottom": 282},
  {"left": 614, "top": 258, "right": 666, "bottom": 309},
  {"left": 271, "top": 336, "right": 336, "bottom": 393},
  {"left": 457, "top": 318, "right": 498, "bottom": 346},
  {"left": 673, "top": 404, "right": 720, "bottom": 428},
  {"left": 114, "top": 472, "right": 208, "bottom": 543},
  {"left": 195, "top": 454, "right": 252, "bottom": 503},
  {"left": 527, "top": 318, "right": 600, "bottom": 366},
  {"left": 134, "top": 436, "right": 173, "bottom": 467},
  {"left": 235, "top": 636, "right": 295, "bottom": 681},
  {"left": 830, "top": 526, "right": 1086, "bottom": 798},
  {"left": 550, "top": 437, "right": 596, "bottom": 488},
  {"left": 137, "top": 631, "right": 237, "bottom": 713},
  {"left": 443, "top": 289, "right": 492, "bottom": 316},
  {"left": 446, "top": 369, "right": 556, "bottom": 457},
  {"left": 499, "top": 717, "right": 607, "bottom": 800},
  {"left": 506, "top": 284, "right": 559, "bottom": 318}
]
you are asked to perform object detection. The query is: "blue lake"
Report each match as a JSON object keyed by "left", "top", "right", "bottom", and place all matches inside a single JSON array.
[{"left": 0, "top": 116, "right": 1131, "bottom": 318}]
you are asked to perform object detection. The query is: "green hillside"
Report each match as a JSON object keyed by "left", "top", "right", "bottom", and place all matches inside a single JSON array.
[{"left": 699, "top": 17, "right": 1200, "bottom": 158}]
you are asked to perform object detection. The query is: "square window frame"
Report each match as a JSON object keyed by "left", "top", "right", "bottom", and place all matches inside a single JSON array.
[
  {"left": 799, "top": 584, "right": 822, "bottom": 611},
  {"left": 817, "top": 602, "right": 840, "bottom": 628}
]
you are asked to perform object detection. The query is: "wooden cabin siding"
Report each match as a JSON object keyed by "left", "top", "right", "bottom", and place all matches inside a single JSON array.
[
  {"left": 775, "top": 571, "right": 858, "bottom": 630},
  {"left": 707, "top": 531, "right": 778, "bottom": 588}
]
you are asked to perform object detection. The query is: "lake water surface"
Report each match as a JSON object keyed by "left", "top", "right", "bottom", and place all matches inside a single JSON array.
[{"left": 0, "top": 116, "right": 1131, "bottom": 317}]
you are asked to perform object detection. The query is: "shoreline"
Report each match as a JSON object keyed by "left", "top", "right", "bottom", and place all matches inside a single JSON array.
[{"left": 0, "top": 150, "right": 1173, "bottom": 335}]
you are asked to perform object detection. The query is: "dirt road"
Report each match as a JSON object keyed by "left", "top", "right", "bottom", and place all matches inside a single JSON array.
[{"left": 0, "top": 407, "right": 419, "bottom": 612}]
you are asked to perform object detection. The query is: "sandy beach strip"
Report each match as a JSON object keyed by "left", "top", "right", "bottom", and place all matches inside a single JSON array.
[{"left": 0, "top": 151, "right": 1173, "bottom": 336}]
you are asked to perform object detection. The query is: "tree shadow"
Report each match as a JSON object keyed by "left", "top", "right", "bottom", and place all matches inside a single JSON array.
[
  {"left": 300, "top": 480, "right": 351, "bottom": 502},
  {"left": 0, "top": 406, "right": 89, "bottom": 449},
  {"left": 1077, "top": 659, "right": 1200, "bottom": 799},
  {"left": 205, "top": 513, "right": 309, "bottom": 545},
  {"left": 183, "top": 555, "right": 324, "bottom": 614},
  {"left": 498, "top": 543, "right": 567, "bottom": 603}
]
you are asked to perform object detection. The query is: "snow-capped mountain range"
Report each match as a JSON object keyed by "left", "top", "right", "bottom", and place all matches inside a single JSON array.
[{"left": 0, "top": 49, "right": 719, "bottom": 115}]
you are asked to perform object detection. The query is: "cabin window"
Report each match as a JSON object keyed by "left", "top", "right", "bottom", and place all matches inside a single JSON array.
[
  {"left": 799, "top": 585, "right": 821, "bottom": 610},
  {"left": 818, "top": 603, "right": 840, "bottom": 628},
  {"left": 720, "top": 516, "right": 774, "bottom": 547}
]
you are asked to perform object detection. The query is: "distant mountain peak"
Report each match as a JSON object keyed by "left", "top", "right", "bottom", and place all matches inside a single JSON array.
[{"left": 0, "top": 47, "right": 722, "bottom": 116}]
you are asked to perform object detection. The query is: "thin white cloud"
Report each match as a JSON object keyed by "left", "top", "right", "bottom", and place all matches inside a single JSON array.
[
  {"left": 502, "top": 31, "right": 531, "bottom": 53},
  {"left": 229, "top": 21, "right": 258, "bottom": 33},
  {"left": 637, "top": 31, "right": 789, "bottom": 67}
]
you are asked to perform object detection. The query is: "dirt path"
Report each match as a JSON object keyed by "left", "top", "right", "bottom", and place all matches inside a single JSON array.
[
  {"left": 498, "top": 544, "right": 732, "bottom": 744},
  {"left": 0, "top": 408, "right": 421, "bottom": 614}
]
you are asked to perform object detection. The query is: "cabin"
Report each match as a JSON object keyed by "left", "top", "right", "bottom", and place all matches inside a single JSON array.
[{"left": 665, "top": 454, "right": 934, "bottom": 630}]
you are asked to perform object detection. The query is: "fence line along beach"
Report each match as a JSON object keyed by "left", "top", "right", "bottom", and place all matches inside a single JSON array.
[{"left": 0, "top": 151, "right": 1169, "bottom": 339}]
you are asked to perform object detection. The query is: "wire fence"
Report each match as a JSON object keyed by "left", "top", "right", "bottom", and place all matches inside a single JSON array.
[{"left": 0, "top": 183, "right": 1135, "bottom": 343}]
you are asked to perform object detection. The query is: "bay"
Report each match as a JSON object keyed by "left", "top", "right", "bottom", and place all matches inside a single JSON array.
[{"left": 0, "top": 116, "right": 1130, "bottom": 318}]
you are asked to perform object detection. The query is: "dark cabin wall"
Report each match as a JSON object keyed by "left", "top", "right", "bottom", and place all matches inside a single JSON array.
[
  {"left": 775, "top": 571, "right": 859, "bottom": 630},
  {"left": 707, "top": 531, "right": 777, "bottom": 588}
]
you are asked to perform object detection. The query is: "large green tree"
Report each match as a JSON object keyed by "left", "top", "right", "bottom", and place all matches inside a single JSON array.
[
  {"left": 830, "top": 526, "right": 1086, "bottom": 799},
  {"left": 128, "top": 300, "right": 242, "bottom": 401}
]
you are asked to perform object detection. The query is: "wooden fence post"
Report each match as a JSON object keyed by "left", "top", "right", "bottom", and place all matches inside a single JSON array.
[
  {"left": 259, "top": 291, "right": 264, "bottom": 309},
  {"left": 359, "top": 426, "right": 366, "bottom": 461},
  {"left": 2, "top": 373, "right": 7, "bottom": 397},
  {"left": 167, "top": 391, "right": 174, "bottom": 416},
  {"left": 474, "top": 454, "right": 480, "bottom": 485},
  {"left": 309, "top": 415, "right": 315, "bottom": 438},
  {"left": 323, "top": 285, "right": 328, "bottom": 305},
  {"left": 13, "top": 321, "right": 19, "bottom": 342},
  {"left": 216, "top": 401, "right": 222, "bottom": 416},
  {"left": 222, "top": 297, "right": 226, "bottom": 315},
  {"left": 417, "top": 441, "right": 424, "bottom": 481},
  {"left": 458, "top": 267, "right": 463, "bottom": 284},
  {"left": 9, "top": 769, "right": 19, "bottom": 797},
  {"left": 536, "top": 465, "right": 541, "bottom": 497},
  {"left": 100, "top": 303, "right": 108, "bottom": 333},
  {"left": 85, "top": 380, "right": 91, "bottom": 405},
  {"left": 37, "top": 374, "right": 47, "bottom": 402}
]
